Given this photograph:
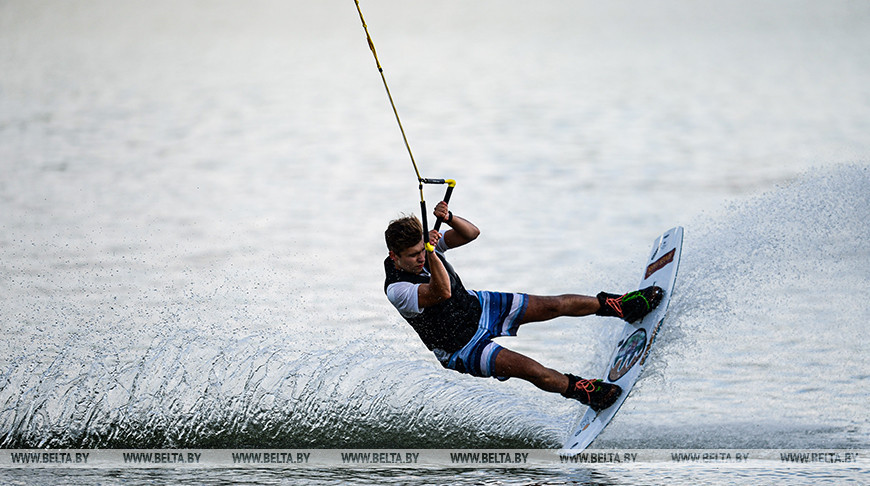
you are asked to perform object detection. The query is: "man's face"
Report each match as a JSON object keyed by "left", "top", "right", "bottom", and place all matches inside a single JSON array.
[{"left": 390, "top": 240, "right": 426, "bottom": 274}]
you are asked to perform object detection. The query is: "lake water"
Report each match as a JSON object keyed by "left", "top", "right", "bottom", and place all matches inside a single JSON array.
[{"left": 1, "top": 0, "right": 868, "bottom": 484}]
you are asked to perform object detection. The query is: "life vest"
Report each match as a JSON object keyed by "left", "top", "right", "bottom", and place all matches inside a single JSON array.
[{"left": 383, "top": 252, "right": 481, "bottom": 354}]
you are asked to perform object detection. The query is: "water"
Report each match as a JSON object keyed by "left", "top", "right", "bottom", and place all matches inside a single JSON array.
[{"left": 2, "top": 0, "right": 869, "bottom": 483}]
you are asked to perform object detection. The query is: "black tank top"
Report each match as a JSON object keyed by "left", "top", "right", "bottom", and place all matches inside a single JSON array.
[{"left": 383, "top": 253, "right": 482, "bottom": 353}]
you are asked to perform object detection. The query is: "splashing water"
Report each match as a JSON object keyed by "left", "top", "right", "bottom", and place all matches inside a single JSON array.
[{"left": 1, "top": 165, "right": 868, "bottom": 449}]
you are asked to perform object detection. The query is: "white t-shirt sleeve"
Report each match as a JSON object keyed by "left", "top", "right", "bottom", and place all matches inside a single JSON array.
[
  {"left": 435, "top": 235, "right": 449, "bottom": 253},
  {"left": 386, "top": 281, "right": 422, "bottom": 317}
]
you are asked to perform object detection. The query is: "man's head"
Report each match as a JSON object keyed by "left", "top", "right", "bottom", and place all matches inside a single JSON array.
[{"left": 385, "top": 215, "right": 426, "bottom": 274}]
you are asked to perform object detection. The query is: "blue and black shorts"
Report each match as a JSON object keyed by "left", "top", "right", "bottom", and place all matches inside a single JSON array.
[{"left": 436, "top": 290, "right": 528, "bottom": 379}]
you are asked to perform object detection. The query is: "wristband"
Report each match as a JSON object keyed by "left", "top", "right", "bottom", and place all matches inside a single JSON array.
[{"left": 446, "top": 211, "right": 453, "bottom": 224}]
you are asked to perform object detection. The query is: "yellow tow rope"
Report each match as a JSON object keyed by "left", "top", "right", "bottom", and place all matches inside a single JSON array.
[{"left": 353, "top": 0, "right": 455, "bottom": 250}]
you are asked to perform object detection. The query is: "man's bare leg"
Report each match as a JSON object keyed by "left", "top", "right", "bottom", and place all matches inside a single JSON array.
[
  {"left": 519, "top": 294, "right": 600, "bottom": 325},
  {"left": 493, "top": 347, "right": 622, "bottom": 410},
  {"left": 493, "top": 347, "right": 568, "bottom": 393}
]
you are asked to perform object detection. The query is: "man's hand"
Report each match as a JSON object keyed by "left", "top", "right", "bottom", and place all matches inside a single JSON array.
[
  {"left": 428, "top": 229, "right": 442, "bottom": 249},
  {"left": 433, "top": 201, "right": 450, "bottom": 223}
]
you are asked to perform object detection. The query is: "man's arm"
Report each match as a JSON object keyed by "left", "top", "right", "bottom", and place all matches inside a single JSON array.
[
  {"left": 432, "top": 201, "right": 479, "bottom": 249},
  {"left": 417, "top": 242, "right": 451, "bottom": 308},
  {"left": 417, "top": 202, "right": 478, "bottom": 309}
]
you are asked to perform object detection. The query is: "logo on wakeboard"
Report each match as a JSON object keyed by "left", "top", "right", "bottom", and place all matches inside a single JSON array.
[
  {"left": 645, "top": 248, "right": 676, "bottom": 279},
  {"left": 609, "top": 328, "right": 647, "bottom": 381}
]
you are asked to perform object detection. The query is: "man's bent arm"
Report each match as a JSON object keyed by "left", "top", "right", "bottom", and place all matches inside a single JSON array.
[
  {"left": 433, "top": 201, "right": 480, "bottom": 249},
  {"left": 417, "top": 246, "right": 451, "bottom": 308}
]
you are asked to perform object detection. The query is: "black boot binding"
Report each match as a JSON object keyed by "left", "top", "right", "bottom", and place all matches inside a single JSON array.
[
  {"left": 561, "top": 374, "right": 622, "bottom": 411},
  {"left": 595, "top": 286, "right": 663, "bottom": 323}
]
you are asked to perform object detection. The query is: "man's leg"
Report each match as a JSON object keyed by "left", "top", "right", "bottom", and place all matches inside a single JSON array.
[
  {"left": 518, "top": 294, "right": 600, "bottom": 325},
  {"left": 492, "top": 346, "right": 622, "bottom": 410},
  {"left": 493, "top": 347, "right": 569, "bottom": 393}
]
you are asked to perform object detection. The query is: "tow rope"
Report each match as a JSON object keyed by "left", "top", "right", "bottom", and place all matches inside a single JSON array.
[{"left": 353, "top": 0, "right": 455, "bottom": 250}]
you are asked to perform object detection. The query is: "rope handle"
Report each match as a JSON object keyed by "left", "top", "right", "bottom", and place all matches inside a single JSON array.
[{"left": 419, "top": 179, "right": 456, "bottom": 252}]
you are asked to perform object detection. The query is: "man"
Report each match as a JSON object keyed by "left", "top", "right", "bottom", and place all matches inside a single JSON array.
[{"left": 383, "top": 201, "right": 663, "bottom": 411}]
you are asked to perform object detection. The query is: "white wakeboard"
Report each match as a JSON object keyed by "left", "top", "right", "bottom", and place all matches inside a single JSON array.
[{"left": 562, "top": 226, "right": 684, "bottom": 452}]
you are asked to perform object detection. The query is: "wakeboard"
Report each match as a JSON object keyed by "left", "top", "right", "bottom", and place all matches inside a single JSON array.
[{"left": 563, "top": 226, "right": 684, "bottom": 452}]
